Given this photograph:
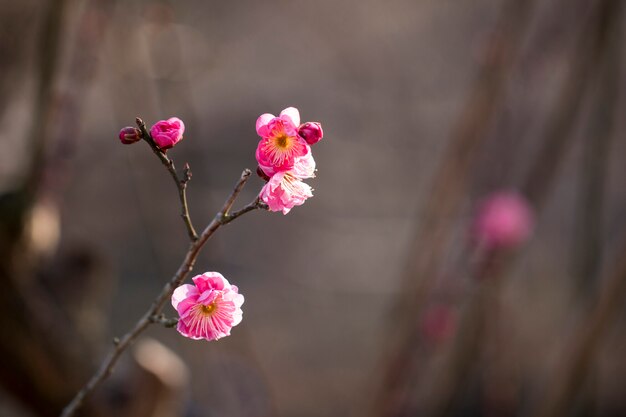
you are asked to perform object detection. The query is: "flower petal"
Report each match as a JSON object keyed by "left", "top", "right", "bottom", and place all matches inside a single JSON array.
[
  {"left": 193, "top": 272, "right": 228, "bottom": 292},
  {"left": 171, "top": 284, "right": 198, "bottom": 310},
  {"left": 291, "top": 149, "right": 315, "bottom": 179},
  {"left": 256, "top": 113, "right": 275, "bottom": 137},
  {"left": 280, "top": 107, "right": 300, "bottom": 126},
  {"left": 197, "top": 290, "right": 219, "bottom": 305}
]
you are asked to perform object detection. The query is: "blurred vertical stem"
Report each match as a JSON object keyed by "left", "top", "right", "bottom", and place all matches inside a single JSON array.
[
  {"left": 520, "top": 0, "right": 616, "bottom": 205},
  {"left": 373, "top": 0, "right": 536, "bottom": 415},
  {"left": 532, "top": 239, "right": 626, "bottom": 417},
  {"left": 532, "top": 1, "right": 622, "bottom": 416},
  {"left": 422, "top": 0, "right": 622, "bottom": 415},
  {"left": 399, "top": 0, "right": 535, "bottom": 310},
  {"left": 0, "top": 1, "right": 72, "bottom": 416},
  {"left": 571, "top": 2, "right": 620, "bottom": 302},
  {"left": 374, "top": 0, "right": 621, "bottom": 414},
  {"left": 26, "top": 0, "right": 68, "bottom": 199},
  {"left": 422, "top": 0, "right": 622, "bottom": 416}
]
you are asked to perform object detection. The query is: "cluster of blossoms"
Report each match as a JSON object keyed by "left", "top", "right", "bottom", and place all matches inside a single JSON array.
[
  {"left": 255, "top": 107, "right": 323, "bottom": 214},
  {"left": 118, "top": 108, "right": 322, "bottom": 342}
]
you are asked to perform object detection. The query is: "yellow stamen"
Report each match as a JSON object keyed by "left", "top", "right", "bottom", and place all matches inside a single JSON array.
[
  {"left": 274, "top": 134, "right": 289, "bottom": 149},
  {"left": 200, "top": 303, "right": 216, "bottom": 315}
]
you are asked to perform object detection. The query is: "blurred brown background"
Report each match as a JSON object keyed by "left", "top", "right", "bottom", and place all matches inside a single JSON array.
[{"left": 1, "top": 0, "right": 626, "bottom": 416}]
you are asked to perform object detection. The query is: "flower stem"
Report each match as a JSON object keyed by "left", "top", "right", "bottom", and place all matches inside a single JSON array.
[
  {"left": 136, "top": 117, "right": 199, "bottom": 241},
  {"left": 60, "top": 169, "right": 262, "bottom": 417}
]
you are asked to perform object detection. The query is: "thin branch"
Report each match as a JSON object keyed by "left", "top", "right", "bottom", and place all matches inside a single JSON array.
[
  {"left": 149, "top": 314, "right": 179, "bottom": 328},
  {"left": 60, "top": 169, "right": 263, "bottom": 417},
  {"left": 218, "top": 168, "right": 253, "bottom": 218},
  {"left": 135, "top": 117, "right": 198, "bottom": 241},
  {"left": 223, "top": 197, "right": 268, "bottom": 225}
]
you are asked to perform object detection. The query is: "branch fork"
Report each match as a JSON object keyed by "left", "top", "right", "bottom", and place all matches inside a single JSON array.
[{"left": 60, "top": 118, "right": 268, "bottom": 417}]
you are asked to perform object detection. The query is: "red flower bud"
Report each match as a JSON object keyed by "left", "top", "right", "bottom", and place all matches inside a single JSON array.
[
  {"left": 298, "top": 122, "right": 323, "bottom": 145},
  {"left": 118, "top": 127, "right": 142, "bottom": 144}
]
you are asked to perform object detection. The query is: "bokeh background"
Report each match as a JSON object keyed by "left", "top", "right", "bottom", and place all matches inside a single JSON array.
[{"left": 1, "top": 0, "right": 626, "bottom": 416}]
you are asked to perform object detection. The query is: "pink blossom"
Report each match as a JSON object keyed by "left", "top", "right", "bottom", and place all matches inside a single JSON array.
[
  {"left": 258, "top": 145, "right": 316, "bottom": 178},
  {"left": 255, "top": 108, "right": 309, "bottom": 172},
  {"left": 289, "top": 150, "right": 316, "bottom": 179},
  {"left": 118, "top": 126, "right": 142, "bottom": 144},
  {"left": 260, "top": 171, "right": 313, "bottom": 215},
  {"left": 472, "top": 191, "right": 534, "bottom": 250},
  {"left": 298, "top": 122, "right": 323, "bottom": 145},
  {"left": 150, "top": 117, "right": 185, "bottom": 150},
  {"left": 171, "top": 272, "right": 244, "bottom": 341}
]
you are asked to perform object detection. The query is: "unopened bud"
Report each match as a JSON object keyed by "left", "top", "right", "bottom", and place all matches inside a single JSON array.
[
  {"left": 298, "top": 122, "right": 323, "bottom": 145},
  {"left": 118, "top": 127, "right": 142, "bottom": 144}
]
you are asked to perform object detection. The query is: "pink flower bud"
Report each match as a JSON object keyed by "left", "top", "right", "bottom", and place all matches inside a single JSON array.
[
  {"left": 472, "top": 191, "right": 534, "bottom": 250},
  {"left": 298, "top": 122, "right": 323, "bottom": 145},
  {"left": 149, "top": 117, "right": 185, "bottom": 150},
  {"left": 118, "top": 126, "right": 142, "bottom": 144}
]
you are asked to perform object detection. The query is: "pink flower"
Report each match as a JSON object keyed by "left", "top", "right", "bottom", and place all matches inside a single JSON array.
[
  {"left": 472, "top": 191, "right": 534, "bottom": 250},
  {"left": 289, "top": 150, "right": 316, "bottom": 179},
  {"left": 171, "top": 272, "right": 244, "bottom": 341},
  {"left": 298, "top": 122, "right": 323, "bottom": 145},
  {"left": 260, "top": 171, "right": 313, "bottom": 215},
  {"left": 118, "top": 126, "right": 142, "bottom": 144},
  {"left": 150, "top": 117, "right": 185, "bottom": 150},
  {"left": 255, "top": 107, "right": 309, "bottom": 172},
  {"left": 258, "top": 145, "right": 316, "bottom": 178}
]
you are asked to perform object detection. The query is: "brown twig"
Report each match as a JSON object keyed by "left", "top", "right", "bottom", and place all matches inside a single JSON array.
[
  {"left": 148, "top": 314, "right": 179, "bottom": 328},
  {"left": 60, "top": 168, "right": 264, "bottom": 417},
  {"left": 136, "top": 117, "right": 198, "bottom": 241}
]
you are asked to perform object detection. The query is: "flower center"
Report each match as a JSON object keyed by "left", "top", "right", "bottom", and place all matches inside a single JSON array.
[
  {"left": 274, "top": 134, "right": 289, "bottom": 149},
  {"left": 200, "top": 303, "right": 216, "bottom": 315}
]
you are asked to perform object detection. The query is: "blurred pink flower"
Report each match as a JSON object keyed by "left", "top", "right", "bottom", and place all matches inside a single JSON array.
[
  {"left": 150, "top": 117, "right": 185, "bottom": 150},
  {"left": 260, "top": 171, "right": 313, "bottom": 215},
  {"left": 255, "top": 107, "right": 309, "bottom": 172},
  {"left": 118, "top": 126, "right": 141, "bottom": 144},
  {"left": 298, "top": 121, "right": 323, "bottom": 145},
  {"left": 171, "top": 272, "right": 244, "bottom": 341},
  {"left": 473, "top": 191, "right": 534, "bottom": 250}
]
